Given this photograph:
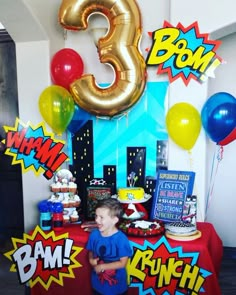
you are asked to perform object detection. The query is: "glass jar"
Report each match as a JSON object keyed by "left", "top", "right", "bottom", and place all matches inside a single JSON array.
[
  {"left": 40, "top": 212, "right": 52, "bottom": 231},
  {"left": 52, "top": 212, "right": 63, "bottom": 231}
]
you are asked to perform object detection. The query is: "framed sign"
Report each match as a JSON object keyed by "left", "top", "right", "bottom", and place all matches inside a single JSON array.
[
  {"left": 85, "top": 186, "right": 112, "bottom": 219},
  {"left": 151, "top": 170, "right": 195, "bottom": 222}
]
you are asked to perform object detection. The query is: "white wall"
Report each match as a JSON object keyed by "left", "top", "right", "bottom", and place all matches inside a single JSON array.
[
  {"left": 15, "top": 40, "right": 52, "bottom": 231},
  {"left": 169, "top": 0, "right": 236, "bottom": 246},
  {"left": 23, "top": 0, "right": 64, "bottom": 58},
  {"left": 0, "top": 0, "right": 65, "bottom": 232},
  {"left": 1, "top": 0, "right": 235, "bottom": 245},
  {"left": 206, "top": 33, "right": 236, "bottom": 246}
]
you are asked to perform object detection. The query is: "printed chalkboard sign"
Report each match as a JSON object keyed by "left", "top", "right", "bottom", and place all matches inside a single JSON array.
[{"left": 150, "top": 170, "right": 195, "bottom": 222}]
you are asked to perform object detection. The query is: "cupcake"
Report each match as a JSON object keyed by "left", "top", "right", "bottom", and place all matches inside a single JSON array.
[
  {"left": 69, "top": 181, "right": 77, "bottom": 193},
  {"left": 70, "top": 210, "right": 79, "bottom": 222},
  {"left": 62, "top": 196, "right": 69, "bottom": 208},
  {"left": 69, "top": 197, "right": 76, "bottom": 208},
  {"left": 74, "top": 194, "right": 81, "bottom": 207},
  {"left": 48, "top": 194, "right": 57, "bottom": 202},
  {"left": 51, "top": 182, "right": 61, "bottom": 193},
  {"left": 49, "top": 194, "right": 63, "bottom": 203},
  {"left": 61, "top": 179, "right": 69, "bottom": 192},
  {"left": 63, "top": 215, "right": 70, "bottom": 224}
]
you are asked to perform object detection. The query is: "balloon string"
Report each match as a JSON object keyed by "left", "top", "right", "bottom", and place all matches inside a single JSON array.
[
  {"left": 205, "top": 150, "right": 216, "bottom": 220},
  {"left": 187, "top": 150, "right": 203, "bottom": 221},
  {"left": 116, "top": 120, "right": 119, "bottom": 169},
  {"left": 217, "top": 145, "right": 224, "bottom": 162},
  {"left": 205, "top": 145, "right": 224, "bottom": 219},
  {"left": 63, "top": 29, "right": 67, "bottom": 40},
  {"left": 187, "top": 150, "right": 194, "bottom": 170},
  {"left": 125, "top": 112, "right": 129, "bottom": 127}
]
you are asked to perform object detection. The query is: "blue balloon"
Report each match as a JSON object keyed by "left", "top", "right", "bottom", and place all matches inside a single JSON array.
[
  {"left": 201, "top": 92, "right": 236, "bottom": 143},
  {"left": 67, "top": 104, "right": 92, "bottom": 135}
]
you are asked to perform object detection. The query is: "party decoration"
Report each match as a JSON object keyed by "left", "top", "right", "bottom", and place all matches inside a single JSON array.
[
  {"left": 90, "top": 178, "right": 107, "bottom": 186},
  {"left": 218, "top": 128, "right": 236, "bottom": 146},
  {"left": 67, "top": 104, "right": 91, "bottom": 135},
  {"left": 151, "top": 170, "right": 195, "bottom": 222},
  {"left": 146, "top": 21, "right": 222, "bottom": 86},
  {"left": 3, "top": 118, "right": 68, "bottom": 179},
  {"left": 201, "top": 92, "right": 236, "bottom": 144},
  {"left": 39, "top": 85, "right": 75, "bottom": 135},
  {"left": 128, "top": 171, "right": 138, "bottom": 187},
  {"left": 70, "top": 81, "right": 168, "bottom": 189},
  {"left": 205, "top": 145, "right": 224, "bottom": 218},
  {"left": 166, "top": 103, "right": 201, "bottom": 150},
  {"left": 50, "top": 48, "right": 84, "bottom": 90},
  {"left": 59, "top": 0, "right": 147, "bottom": 117},
  {"left": 4, "top": 226, "right": 82, "bottom": 289},
  {"left": 127, "top": 236, "right": 211, "bottom": 294}
]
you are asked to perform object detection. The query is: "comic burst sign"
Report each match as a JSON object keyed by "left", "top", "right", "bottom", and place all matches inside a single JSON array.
[
  {"left": 4, "top": 226, "right": 83, "bottom": 290},
  {"left": 146, "top": 21, "right": 222, "bottom": 85},
  {"left": 127, "top": 236, "right": 212, "bottom": 295},
  {"left": 2, "top": 118, "right": 68, "bottom": 179}
]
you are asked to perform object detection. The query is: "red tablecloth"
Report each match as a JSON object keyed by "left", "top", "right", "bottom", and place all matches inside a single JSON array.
[{"left": 30, "top": 222, "right": 222, "bottom": 295}]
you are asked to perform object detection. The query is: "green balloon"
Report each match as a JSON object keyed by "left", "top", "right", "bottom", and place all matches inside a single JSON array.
[{"left": 39, "top": 85, "right": 75, "bottom": 135}]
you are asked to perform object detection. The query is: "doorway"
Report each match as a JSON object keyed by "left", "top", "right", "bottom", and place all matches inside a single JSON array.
[{"left": 0, "top": 28, "right": 24, "bottom": 244}]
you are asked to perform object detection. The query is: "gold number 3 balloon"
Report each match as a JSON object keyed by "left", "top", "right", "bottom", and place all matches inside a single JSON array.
[{"left": 59, "top": 0, "right": 147, "bottom": 117}]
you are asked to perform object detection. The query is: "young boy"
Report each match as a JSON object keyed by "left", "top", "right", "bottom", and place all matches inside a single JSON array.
[{"left": 86, "top": 198, "right": 132, "bottom": 295}]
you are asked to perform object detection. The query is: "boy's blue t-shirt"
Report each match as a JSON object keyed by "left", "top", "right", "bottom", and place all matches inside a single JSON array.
[{"left": 86, "top": 229, "right": 133, "bottom": 295}]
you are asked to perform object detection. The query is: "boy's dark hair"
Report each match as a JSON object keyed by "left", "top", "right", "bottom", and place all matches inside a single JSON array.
[{"left": 95, "top": 198, "right": 123, "bottom": 219}]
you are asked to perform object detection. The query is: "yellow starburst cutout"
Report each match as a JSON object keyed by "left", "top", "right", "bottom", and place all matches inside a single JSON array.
[
  {"left": 3, "top": 118, "right": 68, "bottom": 180},
  {"left": 4, "top": 226, "right": 83, "bottom": 290}
]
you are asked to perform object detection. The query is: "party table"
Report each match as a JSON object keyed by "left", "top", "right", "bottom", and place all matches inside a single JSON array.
[{"left": 29, "top": 222, "right": 222, "bottom": 295}]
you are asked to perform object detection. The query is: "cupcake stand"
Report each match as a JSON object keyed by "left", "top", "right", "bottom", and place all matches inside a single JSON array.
[{"left": 38, "top": 169, "right": 82, "bottom": 231}]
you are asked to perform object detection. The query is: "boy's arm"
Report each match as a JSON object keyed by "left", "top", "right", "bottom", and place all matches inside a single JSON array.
[
  {"left": 94, "top": 256, "right": 129, "bottom": 274},
  {"left": 88, "top": 251, "right": 99, "bottom": 267}
]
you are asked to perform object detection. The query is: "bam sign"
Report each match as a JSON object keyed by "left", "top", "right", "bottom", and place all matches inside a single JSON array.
[{"left": 4, "top": 226, "right": 82, "bottom": 290}]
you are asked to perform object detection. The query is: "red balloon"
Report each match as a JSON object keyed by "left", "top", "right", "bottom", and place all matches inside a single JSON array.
[{"left": 50, "top": 48, "right": 84, "bottom": 90}]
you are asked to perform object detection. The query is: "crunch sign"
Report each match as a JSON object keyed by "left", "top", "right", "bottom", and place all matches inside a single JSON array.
[{"left": 127, "top": 236, "right": 211, "bottom": 295}]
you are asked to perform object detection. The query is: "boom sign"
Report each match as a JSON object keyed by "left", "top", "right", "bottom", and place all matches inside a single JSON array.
[{"left": 59, "top": 0, "right": 147, "bottom": 117}]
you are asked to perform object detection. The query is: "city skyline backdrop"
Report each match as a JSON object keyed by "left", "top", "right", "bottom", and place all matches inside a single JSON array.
[{"left": 69, "top": 81, "right": 169, "bottom": 202}]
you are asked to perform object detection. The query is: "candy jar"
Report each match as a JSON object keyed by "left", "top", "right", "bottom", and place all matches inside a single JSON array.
[
  {"left": 52, "top": 202, "right": 64, "bottom": 231},
  {"left": 38, "top": 200, "right": 52, "bottom": 231}
]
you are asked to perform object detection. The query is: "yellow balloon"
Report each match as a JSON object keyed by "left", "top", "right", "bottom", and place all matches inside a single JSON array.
[
  {"left": 166, "top": 103, "right": 201, "bottom": 150},
  {"left": 59, "top": 0, "right": 147, "bottom": 117},
  {"left": 39, "top": 85, "right": 75, "bottom": 135}
]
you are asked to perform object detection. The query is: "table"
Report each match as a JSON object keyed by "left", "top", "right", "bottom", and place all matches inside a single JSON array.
[{"left": 30, "top": 222, "right": 222, "bottom": 295}]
